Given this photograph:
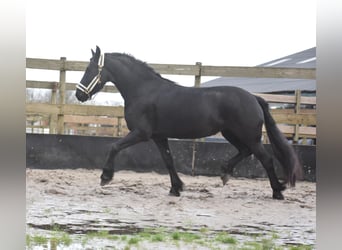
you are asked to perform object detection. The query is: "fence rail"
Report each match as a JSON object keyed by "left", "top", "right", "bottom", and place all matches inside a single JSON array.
[{"left": 26, "top": 57, "right": 316, "bottom": 144}]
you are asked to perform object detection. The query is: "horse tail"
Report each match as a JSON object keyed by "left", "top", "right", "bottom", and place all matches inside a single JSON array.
[{"left": 255, "top": 95, "right": 302, "bottom": 186}]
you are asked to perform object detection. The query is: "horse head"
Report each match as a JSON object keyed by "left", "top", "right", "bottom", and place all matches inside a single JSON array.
[{"left": 76, "top": 46, "right": 107, "bottom": 102}]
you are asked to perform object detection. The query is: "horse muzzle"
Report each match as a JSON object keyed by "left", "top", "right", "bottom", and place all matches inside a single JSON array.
[{"left": 75, "top": 89, "right": 89, "bottom": 102}]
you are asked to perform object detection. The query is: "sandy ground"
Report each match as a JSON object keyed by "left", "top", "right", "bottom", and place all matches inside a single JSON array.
[{"left": 26, "top": 169, "right": 316, "bottom": 247}]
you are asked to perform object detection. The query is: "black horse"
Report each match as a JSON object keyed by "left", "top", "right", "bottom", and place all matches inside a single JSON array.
[{"left": 76, "top": 46, "right": 302, "bottom": 200}]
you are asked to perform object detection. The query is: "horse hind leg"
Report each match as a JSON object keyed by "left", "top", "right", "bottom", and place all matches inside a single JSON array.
[
  {"left": 221, "top": 149, "right": 251, "bottom": 185},
  {"left": 221, "top": 130, "right": 251, "bottom": 185},
  {"left": 250, "top": 142, "right": 286, "bottom": 200}
]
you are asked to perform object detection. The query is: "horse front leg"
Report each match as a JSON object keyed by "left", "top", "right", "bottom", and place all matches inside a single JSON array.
[
  {"left": 153, "top": 137, "right": 184, "bottom": 196},
  {"left": 100, "top": 130, "right": 149, "bottom": 186}
]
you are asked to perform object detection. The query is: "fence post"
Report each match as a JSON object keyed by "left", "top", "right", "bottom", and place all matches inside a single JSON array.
[
  {"left": 194, "top": 62, "right": 202, "bottom": 87},
  {"left": 293, "top": 89, "right": 301, "bottom": 143},
  {"left": 117, "top": 117, "right": 123, "bottom": 137},
  {"left": 49, "top": 82, "right": 58, "bottom": 134},
  {"left": 57, "top": 57, "right": 66, "bottom": 134}
]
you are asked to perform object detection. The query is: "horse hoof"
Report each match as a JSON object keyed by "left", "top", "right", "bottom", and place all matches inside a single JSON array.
[
  {"left": 272, "top": 192, "right": 284, "bottom": 200},
  {"left": 169, "top": 187, "right": 181, "bottom": 197},
  {"left": 100, "top": 178, "right": 112, "bottom": 186},
  {"left": 221, "top": 174, "right": 229, "bottom": 186}
]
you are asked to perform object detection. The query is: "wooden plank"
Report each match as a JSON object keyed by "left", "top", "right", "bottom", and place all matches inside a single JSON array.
[
  {"left": 27, "top": 58, "right": 316, "bottom": 80},
  {"left": 26, "top": 80, "right": 58, "bottom": 89},
  {"left": 26, "top": 103, "right": 124, "bottom": 117},
  {"left": 254, "top": 93, "right": 316, "bottom": 105},
  {"left": 26, "top": 114, "right": 50, "bottom": 121},
  {"left": 26, "top": 103, "right": 60, "bottom": 114},
  {"left": 64, "top": 115, "right": 120, "bottom": 125},
  {"left": 270, "top": 109, "right": 316, "bottom": 115},
  {"left": 64, "top": 60, "right": 88, "bottom": 71},
  {"left": 299, "top": 126, "right": 316, "bottom": 137},
  {"left": 271, "top": 113, "right": 316, "bottom": 126},
  {"left": 26, "top": 58, "right": 62, "bottom": 70},
  {"left": 254, "top": 93, "right": 296, "bottom": 103},
  {"left": 149, "top": 63, "right": 200, "bottom": 75},
  {"left": 300, "top": 96, "right": 316, "bottom": 105},
  {"left": 62, "top": 60, "right": 200, "bottom": 75},
  {"left": 201, "top": 66, "right": 315, "bottom": 79},
  {"left": 263, "top": 124, "right": 316, "bottom": 138},
  {"left": 62, "top": 104, "right": 124, "bottom": 117},
  {"left": 66, "top": 126, "right": 130, "bottom": 137}
]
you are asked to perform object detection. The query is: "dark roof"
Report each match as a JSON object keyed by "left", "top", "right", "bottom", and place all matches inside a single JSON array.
[{"left": 201, "top": 47, "right": 316, "bottom": 93}]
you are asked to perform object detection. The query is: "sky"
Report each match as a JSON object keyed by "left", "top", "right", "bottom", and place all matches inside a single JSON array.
[{"left": 26, "top": 0, "right": 316, "bottom": 101}]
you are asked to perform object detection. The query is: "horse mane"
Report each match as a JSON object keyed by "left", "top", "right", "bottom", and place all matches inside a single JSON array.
[{"left": 107, "top": 53, "right": 175, "bottom": 83}]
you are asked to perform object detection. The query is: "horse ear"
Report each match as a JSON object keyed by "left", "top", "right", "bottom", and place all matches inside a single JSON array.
[
  {"left": 93, "top": 46, "right": 101, "bottom": 62},
  {"left": 91, "top": 49, "right": 95, "bottom": 57},
  {"left": 96, "top": 45, "right": 101, "bottom": 54}
]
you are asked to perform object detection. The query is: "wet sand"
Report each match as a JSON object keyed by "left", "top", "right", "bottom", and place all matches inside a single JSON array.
[{"left": 26, "top": 169, "right": 316, "bottom": 248}]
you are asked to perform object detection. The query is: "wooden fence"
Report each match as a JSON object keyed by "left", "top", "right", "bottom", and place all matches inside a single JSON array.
[{"left": 26, "top": 57, "right": 316, "bottom": 144}]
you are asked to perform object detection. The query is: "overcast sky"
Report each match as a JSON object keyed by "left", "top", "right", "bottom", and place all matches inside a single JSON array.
[{"left": 26, "top": 0, "right": 316, "bottom": 89}]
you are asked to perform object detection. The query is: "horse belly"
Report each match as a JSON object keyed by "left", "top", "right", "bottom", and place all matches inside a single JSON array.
[{"left": 155, "top": 109, "right": 223, "bottom": 139}]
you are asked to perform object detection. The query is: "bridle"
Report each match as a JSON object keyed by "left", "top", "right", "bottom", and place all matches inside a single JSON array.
[{"left": 77, "top": 54, "right": 104, "bottom": 98}]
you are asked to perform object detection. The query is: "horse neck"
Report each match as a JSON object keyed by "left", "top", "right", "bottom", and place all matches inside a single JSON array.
[{"left": 105, "top": 55, "right": 163, "bottom": 103}]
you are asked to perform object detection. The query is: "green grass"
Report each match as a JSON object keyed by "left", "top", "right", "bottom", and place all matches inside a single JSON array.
[
  {"left": 50, "top": 232, "right": 72, "bottom": 246},
  {"left": 27, "top": 235, "right": 48, "bottom": 246},
  {"left": 200, "top": 227, "right": 209, "bottom": 234},
  {"left": 26, "top": 227, "right": 315, "bottom": 250},
  {"left": 151, "top": 233, "right": 165, "bottom": 242},
  {"left": 173, "top": 231, "right": 202, "bottom": 242},
  {"left": 85, "top": 230, "right": 120, "bottom": 241},
  {"left": 128, "top": 236, "right": 140, "bottom": 245},
  {"left": 26, "top": 232, "right": 72, "bottom": 249},
  {"left": 215, "top": 232, "right": 237, "bottom": 244}
]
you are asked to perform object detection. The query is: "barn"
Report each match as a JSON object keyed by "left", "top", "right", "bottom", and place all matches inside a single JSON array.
[{"left": 201, "top": 47, "right": 316, "bottom": 97}]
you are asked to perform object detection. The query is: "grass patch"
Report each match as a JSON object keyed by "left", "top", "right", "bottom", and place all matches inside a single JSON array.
[
  {"left": 27, "top": 226, "right": 315, "bottom": 249},
  {"left": 28, "top": 235, "right": 48, "bottom": 246},
  {"left": 86, "top": 230, "right": 120, "bottom": 241},
  {"left": 171, "top": 231, "right": 201, "bottom": 242},
  {"left": 171, "top": 231, "right": 181, "bottom": 240},
  {"left": 200, "top": 227, "right": 209, "bottom": 234},
  {"left": 215, "top": 232, "right": 237, "bottom": 244},
  {"left": 81, "top": 230, "right": 120, "bottom": 246},
  {"left": 50, "top": 232, "right": 72, "bottom": 246},
  {"left": 151, "top": 233, "right": 165, "bottom": 242},
  {"left": 33, "top": 235, "right": 48, "bottom": 245},
  {"left": 128, "top": 236, "right": 140, "bottom": 245}
]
